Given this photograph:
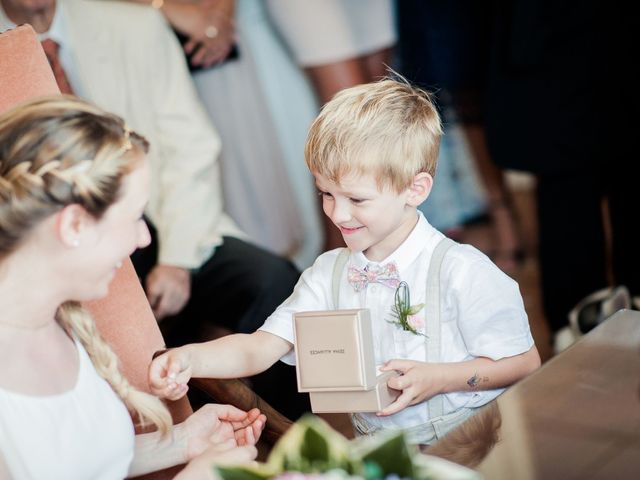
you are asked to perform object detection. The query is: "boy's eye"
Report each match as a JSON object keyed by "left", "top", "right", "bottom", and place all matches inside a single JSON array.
[{"left": 350, "top": 197, "right": 365, "bottom": 204}]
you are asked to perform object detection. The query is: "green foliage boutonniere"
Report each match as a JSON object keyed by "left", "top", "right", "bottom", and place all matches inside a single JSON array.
[{"left": 388, "top": 281, "right": 426, "bottom": 337}]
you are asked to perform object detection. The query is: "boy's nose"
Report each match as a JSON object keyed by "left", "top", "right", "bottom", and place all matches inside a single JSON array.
[{"left": 328, "top": 199, "right": 351, "bottom": 224}]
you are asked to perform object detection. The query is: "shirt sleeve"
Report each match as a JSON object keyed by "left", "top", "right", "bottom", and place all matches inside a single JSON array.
[
  {"left": 444, "top": 245, "right": 535, "bottom": 361},
  {"left": 146, "top": 9, "right": 229, "bottom": 268},
  {"left": 259, "top": 251, "right": 337, "bottom": 364}
]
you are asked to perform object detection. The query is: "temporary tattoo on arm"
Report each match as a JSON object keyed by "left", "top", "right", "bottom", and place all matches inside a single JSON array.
[
  {"left": 467, "top": 373, "right": 489, "bottom": 388},
  {"left": 467, "top": 373, "right": 480, "bottom": 388}
]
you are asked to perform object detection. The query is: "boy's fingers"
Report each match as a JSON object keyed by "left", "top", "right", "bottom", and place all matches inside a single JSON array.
[
  {"left": 166, "top": 355, "right": 187, "bottom": 379},
  {"left": 148, "top": 357, "right": 169, "bottom": 386},
  {"left": 382, "top": 359, "right": 413, "bottom": 373},
  {"left": 377, "top": 392, "right": 412, "bottom": 416},
  {"left": 167, "top": 385, "right": 188, "bottom": 401},
  {"left": 387, "top": 374, "right": 409, "bottom": 391}
]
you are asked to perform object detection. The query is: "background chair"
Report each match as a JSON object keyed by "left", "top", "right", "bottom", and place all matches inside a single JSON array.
[{"left": 0, "top": 24, "right": 291, "bottom": 480}]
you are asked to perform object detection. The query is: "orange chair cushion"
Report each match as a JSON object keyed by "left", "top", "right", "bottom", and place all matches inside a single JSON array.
[{"left": 0, "top": 24, "right": 59, "bottom": 115}]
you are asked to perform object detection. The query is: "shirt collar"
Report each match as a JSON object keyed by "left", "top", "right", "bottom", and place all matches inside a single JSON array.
[{"left": 351, "top": 211, "right": 439, "bottom": 272}]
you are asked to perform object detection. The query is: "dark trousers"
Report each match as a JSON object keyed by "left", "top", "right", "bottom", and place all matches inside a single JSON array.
[
  {"left": 131, "top": 227, "right": 311, "bottom": 419},
  {"left": 537, "top": 170, "right": 640, "bottom": 333}
]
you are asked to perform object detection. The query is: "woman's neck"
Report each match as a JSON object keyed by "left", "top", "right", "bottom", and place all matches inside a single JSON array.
[{"left": 0, "top": 254, "right": 62, "bottom": 331}]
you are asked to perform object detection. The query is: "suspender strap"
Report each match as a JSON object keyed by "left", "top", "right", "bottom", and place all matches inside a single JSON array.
[
  {"left": 332, "top": 248, "right": 350, "bottom": 308},
  {"left": 425, "top": 237, "right": 456, "bottom": 419},
  {"left": 332, "top": 239, "right": 455, "bottom": 420}
]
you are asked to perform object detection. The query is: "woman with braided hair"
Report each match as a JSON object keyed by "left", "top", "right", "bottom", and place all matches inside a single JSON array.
[{"left": 0, "top": 96, "right": 264, "bottom": 479}]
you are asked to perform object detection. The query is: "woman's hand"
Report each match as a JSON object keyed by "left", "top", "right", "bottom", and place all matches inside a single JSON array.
[
  {"left": 378, "top": 359, "right": 445, "bottom": 416},
  {"left": 163, "top": 0, "right": 236, "bottom": 68},
  {"left": 175, "top": 442, "right": 257, "bottom": 480},
  {"left": 177, "top": 404, "right": 266, "bottom": 462}
]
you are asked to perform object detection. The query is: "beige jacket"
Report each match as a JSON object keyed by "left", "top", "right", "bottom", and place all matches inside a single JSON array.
[{"left": 62, "top": 0, "right": 243, "bottom": 268}]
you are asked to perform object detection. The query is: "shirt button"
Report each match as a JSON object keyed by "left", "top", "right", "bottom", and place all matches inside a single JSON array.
[{"left": 370, "top": 285, "right": 378, "bottom": 293}]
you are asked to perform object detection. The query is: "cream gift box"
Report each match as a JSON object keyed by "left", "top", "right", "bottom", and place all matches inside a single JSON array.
[{"left": 293, "top": 309, "right": 400, "bottom": 413}]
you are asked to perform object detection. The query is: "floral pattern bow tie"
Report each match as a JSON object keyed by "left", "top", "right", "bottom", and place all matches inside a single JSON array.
[{"left": 347, "top": 262, "right": 401, "bottom": 292}]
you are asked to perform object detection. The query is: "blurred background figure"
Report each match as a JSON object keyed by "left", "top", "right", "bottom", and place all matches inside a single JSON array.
[
  {"left": 1, "top": 0, "right": 309, "bottom": 420},
  {"left": 153, "top": 0, "right": 323, "bottom": 269},
  {"left": 486, "top": 0, "right": 638, "bottom": 351},
  {"left": 396, "top": 0, "right": 523, "bottom": 274},
  {"left": 266, "top": 0, "right": 397, "bottom": 251}
]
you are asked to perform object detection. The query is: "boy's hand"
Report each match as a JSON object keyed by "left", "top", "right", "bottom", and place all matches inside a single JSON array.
[
  {"left": 377, "top": 359, "right": 444, "bottom": 416},
  {"left": 148, "top": 347, "right": 193, "bottom": 400}
]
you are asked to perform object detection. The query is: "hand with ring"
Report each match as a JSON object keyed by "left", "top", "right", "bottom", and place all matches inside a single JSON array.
[{"left": 158, "top": 0, "right": 236, "bottom": 68}]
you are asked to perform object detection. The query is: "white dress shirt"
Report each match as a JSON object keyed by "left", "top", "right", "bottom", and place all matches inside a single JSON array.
[{"left": 260, "top": 212, "right": 534, "bottom": 430}]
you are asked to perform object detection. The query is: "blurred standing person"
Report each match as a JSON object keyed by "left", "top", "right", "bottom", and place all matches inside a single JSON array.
[
  {"left": 486, "top": 0, "right": 638, "bottom": 350},
  {"left": 140, "top": 0, "right": 323, "bottom": 269},
  {"left": 266, "top": 0, "right": 397, "bottom": 251},
  {"left": 396, "top": 0, "right": 523, "bottom": 273}
]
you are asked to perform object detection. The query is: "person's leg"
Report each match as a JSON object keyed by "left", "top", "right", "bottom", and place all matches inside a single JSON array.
[
  {"left": 462, "top": 124, "right": 522, "bottom": 272},
  {"left": 362, "top": 46, "right": 394, "bottom": 80},
  {"left": 304, "top": 58, "right": 368, "bottom": 105},
  {"left": 536, "top": 173, "right": 608, "bottom": 333}
]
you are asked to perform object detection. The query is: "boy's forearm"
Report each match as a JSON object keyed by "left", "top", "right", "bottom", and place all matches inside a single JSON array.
[
  {"left": 440, "top": 345, "right": 541, "bottom": 394},
  {"left": 185, "top": 331, "right": 292, "bottom": 379}
]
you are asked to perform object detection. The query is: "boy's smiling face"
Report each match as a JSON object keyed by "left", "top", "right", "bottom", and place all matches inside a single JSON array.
[{"left": 314, "top": 171, "right": 431, "bottom": 262}]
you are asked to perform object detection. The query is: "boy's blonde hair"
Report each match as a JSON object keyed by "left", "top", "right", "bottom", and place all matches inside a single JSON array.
[
  {"left": 0, "top": 96, "right": 172, "bottom": 435},
  {"left": 305, "top": 78, "right": 443, "bottom": 193}
]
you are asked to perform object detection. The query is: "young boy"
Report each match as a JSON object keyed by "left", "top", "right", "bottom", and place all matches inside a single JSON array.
[{"left": 149, "top": 79, "right": 541, "bottom": 444}]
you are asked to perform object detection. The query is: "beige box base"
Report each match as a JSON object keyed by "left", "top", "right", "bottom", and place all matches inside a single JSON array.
[{"left": 309, "top": 372, "right": 400, "bottom": 413}]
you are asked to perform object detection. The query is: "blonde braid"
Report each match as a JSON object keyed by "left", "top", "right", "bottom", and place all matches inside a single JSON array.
[
  {"left": 0, "top": 96, "right": 145, "bottom": 258},
  {"left": 57, "top": 302, "right": 172, "bottom": 435},
  {"left": 1, "top": 96, "right": 172, "bottom": 434}
]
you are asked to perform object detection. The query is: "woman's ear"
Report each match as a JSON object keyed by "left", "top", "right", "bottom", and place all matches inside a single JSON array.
[
  {"left": 406, "top": 172, "right": 433, "bottom": 207},
  {"left": 56, "top": 204, "right": 91, "bottom": 248}
]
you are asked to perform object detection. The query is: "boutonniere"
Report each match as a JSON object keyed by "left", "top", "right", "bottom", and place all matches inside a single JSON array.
[{"left": 388, "top": 281, "right": 426, "bottom": 336}]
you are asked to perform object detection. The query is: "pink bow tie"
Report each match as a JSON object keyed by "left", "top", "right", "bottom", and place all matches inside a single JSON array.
[{"left": 348, "top": 262, "right": 401, "bottom": 292}]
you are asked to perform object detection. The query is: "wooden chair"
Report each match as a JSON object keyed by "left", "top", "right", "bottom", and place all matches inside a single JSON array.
[{"left": 0, "top": 24, "right": 291, "bottom": 479}]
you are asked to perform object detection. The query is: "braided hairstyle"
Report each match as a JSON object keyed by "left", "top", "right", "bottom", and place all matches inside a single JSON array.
[{"left": 0, "top": 95, "right": 171, "bottom": 434}]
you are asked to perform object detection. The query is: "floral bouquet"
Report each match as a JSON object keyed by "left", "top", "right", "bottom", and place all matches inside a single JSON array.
[{"left": 214, "top": 415, "right": 481, "bottom": 480}]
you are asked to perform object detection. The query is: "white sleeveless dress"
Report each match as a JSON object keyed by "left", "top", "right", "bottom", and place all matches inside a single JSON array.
[{"left": 0, "top": 339, "right": 135, "bottom": 479}]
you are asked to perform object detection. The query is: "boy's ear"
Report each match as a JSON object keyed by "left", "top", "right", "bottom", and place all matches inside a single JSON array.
[
  {"left": 406, "top": 172, "right": 433, "bottom": 207},
  {"left": 55, "top": 204, "right": 91, "bottom": 248}
]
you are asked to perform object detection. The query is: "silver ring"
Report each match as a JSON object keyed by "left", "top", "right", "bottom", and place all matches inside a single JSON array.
[{"left": 204, "top": 25, "right": 218, "bottom": 39}]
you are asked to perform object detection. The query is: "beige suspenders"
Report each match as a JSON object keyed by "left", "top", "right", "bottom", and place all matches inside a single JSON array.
[{"left": 331, "top": 237, "right": 456, "bottom": 420}]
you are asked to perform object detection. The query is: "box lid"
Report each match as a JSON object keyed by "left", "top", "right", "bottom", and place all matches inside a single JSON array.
[{"left": 294, "top": 309, "right": 377, "bottom": 392}]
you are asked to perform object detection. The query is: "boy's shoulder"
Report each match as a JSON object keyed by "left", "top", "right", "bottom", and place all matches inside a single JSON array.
[
  {"left": 444, "top": 240, "right": 492, "bottom": 264},
  {"left": 440, "top": 240, "right": 516, "bottom": 288},
  {"left": 303, "top": 248, "right": 350, "bottom": 280}
]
